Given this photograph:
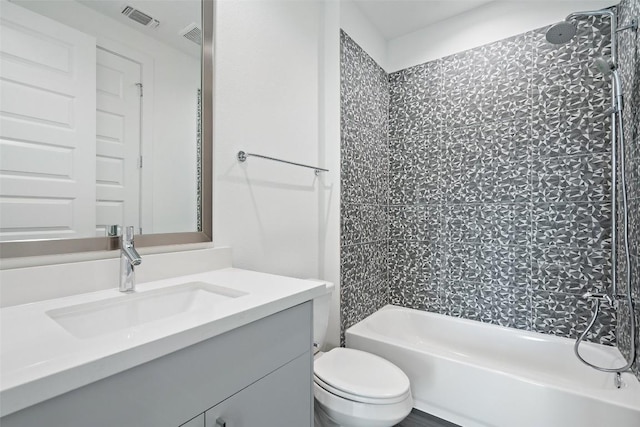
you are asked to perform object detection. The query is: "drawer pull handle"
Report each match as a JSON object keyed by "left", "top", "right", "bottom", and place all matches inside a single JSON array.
[{"left": 215, "top": 418, "right": 226, "bottom": 427}]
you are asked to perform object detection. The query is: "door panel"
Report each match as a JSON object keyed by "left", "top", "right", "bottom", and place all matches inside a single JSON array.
[
  {"left": 95, "top": 48, "right": 141, "bottom": 236},
  {"left": 0, "top": 1, "right": 96, "bottom": 241}
]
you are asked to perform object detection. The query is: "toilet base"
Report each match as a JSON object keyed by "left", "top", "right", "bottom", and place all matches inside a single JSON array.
[
  {"left": 313, "top": 384, "right": 413, "bottom": 427},
  {"left": 314, "top": 404, "right": 341, "bottom": 427},
  {"left": 314, "top": 401, "right": 412, "bottom": 427}
]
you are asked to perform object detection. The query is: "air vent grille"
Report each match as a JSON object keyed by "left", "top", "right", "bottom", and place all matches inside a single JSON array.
[
  {"left": 121, "top": 5, "right": 160, "bottom": 28},
  {"left": 179, "top": 23, "right": 202, "bottom": 45}
]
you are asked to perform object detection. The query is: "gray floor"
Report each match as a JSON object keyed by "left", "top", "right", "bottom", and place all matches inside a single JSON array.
[{"left": 396, "top": 409, "right": 461, "bottom": 427}]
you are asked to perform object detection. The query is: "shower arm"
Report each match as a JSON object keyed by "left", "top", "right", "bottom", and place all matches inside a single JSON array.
[{"left": 566, "top": 9, "right": 617, "bottom": 66}]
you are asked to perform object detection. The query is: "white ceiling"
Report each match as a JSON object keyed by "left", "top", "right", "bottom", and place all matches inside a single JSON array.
[
  {"left": 351, "top": 0, "right": 495, "bottom": 40},
  {"left": 351, "top": 0, "right": 619, "bottom": 41},
  {"left": 78, "top": 0, "right": 201, "bottom": 57}
]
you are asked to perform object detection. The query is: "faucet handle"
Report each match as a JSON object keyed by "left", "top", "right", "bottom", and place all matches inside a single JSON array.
[{"left": 106, "top": 225, "right": 120, "bottom": 237}]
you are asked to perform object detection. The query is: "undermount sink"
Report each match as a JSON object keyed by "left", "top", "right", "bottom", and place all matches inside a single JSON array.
[{"left": 46, "top": 282, "right": 248, "bottom": 339}]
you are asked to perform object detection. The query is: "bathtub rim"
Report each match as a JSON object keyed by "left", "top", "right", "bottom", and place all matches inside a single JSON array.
[{"left": 345, "top": 304, "right": 640, "bottom": 412}]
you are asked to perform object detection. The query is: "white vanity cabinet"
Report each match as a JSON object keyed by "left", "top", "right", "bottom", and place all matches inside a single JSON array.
[{"left": 1, "top": 302, "right": 314, "bottom": 427}]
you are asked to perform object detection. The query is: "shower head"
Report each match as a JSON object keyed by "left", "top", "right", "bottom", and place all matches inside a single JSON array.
[
  {"left": 545, "top": 20, "right": 577, "bottom": 44},
  {"left": 594, "top": 55, "right": 623, "bottom": 113},
  {"left": 594, "top": 56, "right": 615, "bottom": 75}
]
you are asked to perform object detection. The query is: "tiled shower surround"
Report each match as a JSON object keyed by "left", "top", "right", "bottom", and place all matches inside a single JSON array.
[
  {"left": 340, "top": 0, "right": 639, "bottom": 377},
  {"left": 340, "top": 31, "right": 390, "bottom": 340},
  {"left": 617, "top": 0, "right": 640, "bottom": 379}
]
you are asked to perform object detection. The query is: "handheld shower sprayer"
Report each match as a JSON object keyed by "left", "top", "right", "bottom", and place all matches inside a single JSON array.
[
  {"left": 594, "top": 56, "right": 615, "bottom": 75},
  {"left": 594, "top": 56, "right": 624, "bottom": 114}
]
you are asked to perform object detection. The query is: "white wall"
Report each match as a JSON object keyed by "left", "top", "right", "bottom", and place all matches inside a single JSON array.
[
  {"left": 10, "top": 0, "right": 200, "bottom": 234},
  {"left": 387, "top": 0, "right": 618, "bottom": 72},
  {"left": 213, "top": 0, "right": 342, "bottom": 349},
  {"left": 320, "top": 0, "right": 342, "bottom": 350},
  {"left": 214, "top": 0, "right": 321, "bottom": 278},
  {"left": 340, "top": 0, "right": 388, "bottom": 70},
  {"left": 152, "top": 55, "right": 200, "bottom": 234}
]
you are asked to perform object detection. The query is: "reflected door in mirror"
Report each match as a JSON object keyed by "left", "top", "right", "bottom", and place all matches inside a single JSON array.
[
  {"left": 96, "top": 48, "right": 142, "bottom": 236},
  {"left": 0, "top": 2, "right": 97, "bottom": 241}
]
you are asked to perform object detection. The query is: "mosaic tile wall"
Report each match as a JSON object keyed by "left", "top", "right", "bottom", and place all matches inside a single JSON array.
[
  {"left": 387, "top": 18, "right": 618, "bottom": 345},
  {"left": 340, "top": 31, "right": 390, "bottom": 344},
  {"left": 617, "top": 0, "right": 640, "bottom": 379},
  {"left": 340, "top": 3, "right": 639, "bottom": 373}
]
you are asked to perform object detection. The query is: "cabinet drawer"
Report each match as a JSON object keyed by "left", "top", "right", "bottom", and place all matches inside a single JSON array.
[{"left": 205, "top": 353, "right": 312, "bottom": 427}]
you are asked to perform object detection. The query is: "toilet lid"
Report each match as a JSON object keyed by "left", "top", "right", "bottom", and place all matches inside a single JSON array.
[{"left": 314, "top": 348, "right": 410, "bottom": 402}]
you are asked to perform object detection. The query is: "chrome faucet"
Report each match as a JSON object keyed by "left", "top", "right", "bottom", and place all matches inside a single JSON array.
[{"left": 119, "top": 226, "right": 142, "bottom": 292}]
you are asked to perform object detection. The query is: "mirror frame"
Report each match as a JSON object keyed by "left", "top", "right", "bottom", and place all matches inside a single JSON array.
[{"left": 0, "top": 0, "right": 214, "bottom": 258}]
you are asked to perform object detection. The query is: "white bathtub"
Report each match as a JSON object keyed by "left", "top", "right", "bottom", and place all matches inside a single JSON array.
[{"left": 346, "top": 305, "right": 640, "bottom": 427}]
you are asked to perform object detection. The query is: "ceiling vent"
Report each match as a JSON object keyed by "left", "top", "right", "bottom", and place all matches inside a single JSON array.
[
  {"left": 121, "top": 5, "right": 160, "bottom": 28},
  {"left": 179, "top": 23, "right": 202, "bottom": 45}
]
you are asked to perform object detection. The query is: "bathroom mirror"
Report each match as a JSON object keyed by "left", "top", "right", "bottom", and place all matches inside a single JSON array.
[{"left": 0, "top": 0, "right": 213, "bottom": 257}]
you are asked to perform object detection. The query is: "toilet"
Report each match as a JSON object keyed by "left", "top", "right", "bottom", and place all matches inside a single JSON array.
[{"left": 310, "top": 281, "right": 413, "bottom": 427}]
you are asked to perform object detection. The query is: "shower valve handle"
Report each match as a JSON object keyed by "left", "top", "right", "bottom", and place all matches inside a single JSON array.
[{"left": 582, "top": 292, "right": 613, "bottom": 305}]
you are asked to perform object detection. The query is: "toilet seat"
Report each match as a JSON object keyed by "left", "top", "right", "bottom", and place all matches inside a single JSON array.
[
  {"left": 314, "top": 375, "right": 410, "bottom": 405},
  {"left": 314, "top": 348, "right": 411, "bottom": 404}
]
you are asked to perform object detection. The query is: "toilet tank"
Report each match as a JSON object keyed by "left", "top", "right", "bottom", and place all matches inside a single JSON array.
[{"left": 307, "top": 280, "right": 335, "bottom": 350}]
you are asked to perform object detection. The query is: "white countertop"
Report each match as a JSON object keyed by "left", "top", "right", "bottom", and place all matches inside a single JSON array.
[{"left": 0, "top": 268, "right": 325, "bottom": 417}]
